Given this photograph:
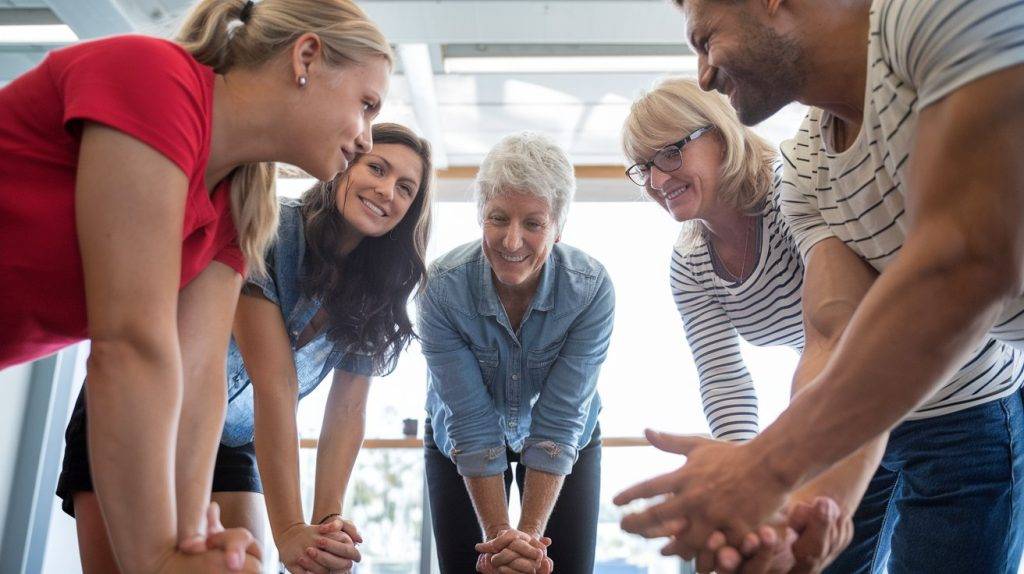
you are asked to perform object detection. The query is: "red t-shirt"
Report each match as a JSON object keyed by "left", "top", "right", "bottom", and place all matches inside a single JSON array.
[{"left": 0, "top": 35, "right": 246, "bottom": 369}]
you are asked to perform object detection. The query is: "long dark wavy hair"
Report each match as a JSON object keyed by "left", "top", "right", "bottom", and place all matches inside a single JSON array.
[{"left": 299, "top": 123, "right": 434, "bottom": 375}]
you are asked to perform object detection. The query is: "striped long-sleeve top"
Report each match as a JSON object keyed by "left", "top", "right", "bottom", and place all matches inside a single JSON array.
[{"left": 671, "top": 178, "right": 805, "bottom": 441}]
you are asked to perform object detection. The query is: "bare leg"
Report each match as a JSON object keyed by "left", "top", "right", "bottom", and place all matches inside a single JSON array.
[
  {"left": 73, "top": 491, "right": 122, "bottom": 574},
  {"left": 212, "top": 491, "right": 268, "bottom": 551}
]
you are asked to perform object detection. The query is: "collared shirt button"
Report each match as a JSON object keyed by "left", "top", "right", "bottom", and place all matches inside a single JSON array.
[{"left": 511, "top": 374, "right": 519, "bottom": 381}]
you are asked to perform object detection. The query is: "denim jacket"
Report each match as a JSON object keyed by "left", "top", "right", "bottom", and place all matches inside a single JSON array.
[
  {"left": 417, "top": 240, "right": 615, "bottom": 477},
  {"left": 221, "top": 199, "right": 373, "bottom": 447}
]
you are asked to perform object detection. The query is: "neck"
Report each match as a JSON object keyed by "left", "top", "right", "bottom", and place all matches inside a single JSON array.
[
  {"left": 207, "top": 67, "right": 289, "bottom": 188},
  {"left": 794, "top": 0, "right": 872, "bottom": 125},
  {"left": 493, "top": 271, "right": 541, "bottom": 308},
  {"left": 336, "top": 224, "right": 365, "bottom": 258},
  {"left": 703, "top": 206, "right": 754, "bottom": 249}
]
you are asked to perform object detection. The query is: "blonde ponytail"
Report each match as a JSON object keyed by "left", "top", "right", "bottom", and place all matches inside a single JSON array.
[{"left": 175, "top": 0, "right": 394, "bottom": 276}]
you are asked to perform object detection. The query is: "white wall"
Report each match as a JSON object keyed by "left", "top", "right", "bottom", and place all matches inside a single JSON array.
[{"left": 0, "top": 363, "right": 34, "bottom": 541}]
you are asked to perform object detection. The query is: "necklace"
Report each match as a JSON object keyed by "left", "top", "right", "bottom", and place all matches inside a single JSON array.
[{"left": 710, "top": 216, "right": 753, "bottom": 284}]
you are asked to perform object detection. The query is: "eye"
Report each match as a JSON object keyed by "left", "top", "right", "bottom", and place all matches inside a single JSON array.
[
  {"left": 524, "top": 220, "right": 544, "bottom": 231},
  {"left": 398, "top": 184, "right": 414, "bottom": 198},
  {"left": 368, "top": 163, "right": 384, "bottom": 176}
]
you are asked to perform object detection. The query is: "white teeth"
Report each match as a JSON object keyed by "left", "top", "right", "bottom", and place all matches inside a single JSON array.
[
  {"left": 500, "top": 253, "right": 528, "bottom": 262},
  {"left": 665, "top": 185, "right": 689, "bottom": 200},
  {"left": 360, "top": 197, "right": 385, "bottom": 217}
]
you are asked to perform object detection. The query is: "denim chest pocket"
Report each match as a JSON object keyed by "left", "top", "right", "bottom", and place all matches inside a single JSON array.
[
  {"left": 471, "top": 345, "right": 500, "bottom": 387},
  {"left": 527, "top": 342, "right": 562, "bottom": 383}
]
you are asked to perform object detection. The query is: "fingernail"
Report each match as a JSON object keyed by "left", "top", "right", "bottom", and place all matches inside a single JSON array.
[{"left": 228, "top": 552, "right": 242, "bottom": 570}]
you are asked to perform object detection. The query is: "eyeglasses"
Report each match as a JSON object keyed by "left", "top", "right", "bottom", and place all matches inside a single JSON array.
[{"left": 625, "top": 126, "right": 713, "bottom": 187}]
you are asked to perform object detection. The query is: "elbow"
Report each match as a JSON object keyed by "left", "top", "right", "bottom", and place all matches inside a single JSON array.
[{"left": 87, "top": 328, "right": 179, "bottom": 380}]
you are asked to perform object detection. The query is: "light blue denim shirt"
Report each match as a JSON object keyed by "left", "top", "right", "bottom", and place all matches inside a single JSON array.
[
  {"left": 221, "top": 199, "right": 374, "bottom": 447},
  {"left": 417, "top": 240, "right": 615, "bottom": 477}
]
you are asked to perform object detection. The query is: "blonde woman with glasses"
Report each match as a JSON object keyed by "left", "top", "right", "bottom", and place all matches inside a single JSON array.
[{"left": 621, "top": 76, "right": 848, "bottom": 572}]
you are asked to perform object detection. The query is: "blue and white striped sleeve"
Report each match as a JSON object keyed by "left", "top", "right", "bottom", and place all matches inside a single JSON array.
[{"left": 670, "top": 250, "right": 759, "bottom": 441}]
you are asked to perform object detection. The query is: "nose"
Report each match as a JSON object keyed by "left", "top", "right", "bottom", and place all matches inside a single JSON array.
[
  {"left": 376, "top": 178, "right": 396, "bottom": 202},
  {"left": 697, "top": 54, "right": 717, "bottom": 92},
  {"left": 502, "top": 225, "right": 523, "bottom": 252},
  {"left": 355, "top": 122, "right": 372, "bottom": 154},
  {"left": 650, "top": 165, "right": 672, "bottom": 193}
]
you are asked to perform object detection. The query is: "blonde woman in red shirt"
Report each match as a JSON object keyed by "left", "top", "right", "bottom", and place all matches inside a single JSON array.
[{"left": 0, "top": 1, "right": 392, "bottom": 571}]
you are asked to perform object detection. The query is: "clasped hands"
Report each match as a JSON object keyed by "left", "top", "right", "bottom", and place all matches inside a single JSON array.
[
  {"left": 614, "top": 430, "right": 853, "bottom": 574},
  {"left": 277, "top": 517, "right": 363, "bottom": 574},
  {"left": 476, "top": 528, "right": 554, "bottom": 574}
]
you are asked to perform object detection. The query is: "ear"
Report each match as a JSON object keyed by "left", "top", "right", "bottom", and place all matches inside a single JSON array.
[{"left": 290, "top": 32, "right": 323, "bottom": 81}]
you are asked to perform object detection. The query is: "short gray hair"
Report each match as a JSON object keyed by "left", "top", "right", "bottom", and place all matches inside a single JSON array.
[{"left": 474, "top": 132, "right": 576, "bottom": 231}]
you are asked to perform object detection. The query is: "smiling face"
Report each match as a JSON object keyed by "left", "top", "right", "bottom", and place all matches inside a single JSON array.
[
  {"left": 645, "top": 130, "right": 726, "bottom": 222},
  {"left": 481, "top": 193, "right": 559, "bottom": 291},
  {"left": 683, "top": 0, "right": 805, "bottom": 125},
  {"left": 284, "top": 33, "right": 391, "bottom": 181},
  {"left": 335, "top": 142, "right": 424, "bottom": 239}
]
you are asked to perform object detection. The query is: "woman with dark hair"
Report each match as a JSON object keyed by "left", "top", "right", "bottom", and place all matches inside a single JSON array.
[{"left": 57, "top": 122, "right": 435, "bottom": 574}]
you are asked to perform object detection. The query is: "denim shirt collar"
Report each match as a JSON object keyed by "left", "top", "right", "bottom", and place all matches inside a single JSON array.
[{"left": 475, "top": 246, "right": 556, "bottom": 318}]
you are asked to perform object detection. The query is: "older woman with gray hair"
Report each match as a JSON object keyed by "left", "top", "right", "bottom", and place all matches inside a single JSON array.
[{"left": 417, "top": 132, "right": 615, "bottom": 574}]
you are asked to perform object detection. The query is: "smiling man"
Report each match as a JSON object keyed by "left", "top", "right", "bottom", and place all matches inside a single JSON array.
[{"left": 616, "top": 0, "right": 1024, "bottom": 572}]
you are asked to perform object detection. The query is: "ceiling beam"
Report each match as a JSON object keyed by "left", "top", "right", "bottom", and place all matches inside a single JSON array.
[
  {"left": 360, "top": 1, "right": 686, "bottom": 44},
  {"left": 42, "top": 0, "right": 133, "bottom": 39},
  {"left": 397, "top": 44, "right": 449, "bottom": 169}
]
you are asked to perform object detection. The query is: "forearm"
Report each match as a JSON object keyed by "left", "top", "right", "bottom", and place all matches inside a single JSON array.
[
  {"left": 518, "top": 468, "right": 565, "bottom": 538},
  {"left": 464, "top": 475, "right": 513, "bottom": 539},
  {"left": 86, "top": 339, "right": 182, "bottom": 573},
  {"left": 254, "top": 394, "right": 305, "bottom": 540},
  {"left": 792, "top": 436, "right": 886, "bottom": 515},
  {"left": 759, "top": 237, "right": 1009, "bottom": 489},
  {"left": 311, "top": 411, "right": 365, "bottom": 522},
  {"left": 175, "top": 372, "right": 226, "bottom": 543}
]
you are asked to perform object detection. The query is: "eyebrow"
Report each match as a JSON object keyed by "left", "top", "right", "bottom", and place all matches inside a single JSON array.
[{"left": 366, "top": 153, "right": 421, "bottom": 188}]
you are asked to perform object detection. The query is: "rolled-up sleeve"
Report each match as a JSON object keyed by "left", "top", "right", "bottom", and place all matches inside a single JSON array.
[
  {"left": 417, "top": 285, "right": 507, "bottom": 477},
  {"left": 523, "top": 272, "right": 615, "bottom": 475}
]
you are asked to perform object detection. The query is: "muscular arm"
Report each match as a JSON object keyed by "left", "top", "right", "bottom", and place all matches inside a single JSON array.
[
  {"left": 787, "top": 239, "right": 883, "bottom": 514},
  {"left": 311, "top": 370, "right": 370, "bottom": 523},
  {"left": 757, "top": 65, "right": 1024, "bottom": 492},
  {"left": 77, "top": 123, "right": 188, "bottom": 572}
]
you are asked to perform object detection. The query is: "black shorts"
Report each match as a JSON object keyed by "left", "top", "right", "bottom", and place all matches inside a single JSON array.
[{"left": 55, "top": 386, "right": 263, "bottom": 518}]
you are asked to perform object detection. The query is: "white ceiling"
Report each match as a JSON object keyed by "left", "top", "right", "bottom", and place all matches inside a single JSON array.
[{"left": 0, "top": 0, "right": 808, "bottom": 170}]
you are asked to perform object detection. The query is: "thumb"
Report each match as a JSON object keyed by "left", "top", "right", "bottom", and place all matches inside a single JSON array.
[
  {"left": 207, "top": 501, "right": 225, "bottom": 535},
  {"left": 645, "top": 429, "right": 710, "bottom": 455}
]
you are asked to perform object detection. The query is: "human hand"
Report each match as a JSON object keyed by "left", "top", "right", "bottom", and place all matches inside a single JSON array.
[
  {"left": 614, "top": 430, "right": 793, "bottom": 552},
  {"left": 475, "top": 529, "right": 553, "bottom": 573},
  {"left": 683, "top": 495, "right": 847, "bottom": 574},
  {"left": 786, "top": 497, "right": 851, "bottom": 574},
  {"left": 178, "top": 502, "right": 261, "bottom": 571},
  {"left": 155, "top": 549, "right": 263, "bottom": 574},
  {"left": 277, "top": 520, "right": 361, "bottom": 574}
]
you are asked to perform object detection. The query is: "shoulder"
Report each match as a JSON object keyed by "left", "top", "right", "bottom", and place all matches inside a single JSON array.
[
  {"left": 423, "top": 241, "right": 485, "bottom": 302},
  {"left": 52, "top": 35, "right": 203, "bottom": 76},
  {"left": 549, "top": 243, "right": 608, "bottom": 283}
]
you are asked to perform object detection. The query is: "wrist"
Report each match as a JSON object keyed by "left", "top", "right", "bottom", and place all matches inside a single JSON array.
[
  {"left": 484, "top": 522, "right": 513, "bottom": 540},
  {"left": 316, "top": 512, "right": 342, "bottom": 525},
  {"left": 271, "top": 519, "right": 307, "bottom": 543},
  {"left": 517, "top": 522, "right": 544, "bottom": 539},
  {"left": 749, "top": 425, "right": 808, "bottom": 492}
]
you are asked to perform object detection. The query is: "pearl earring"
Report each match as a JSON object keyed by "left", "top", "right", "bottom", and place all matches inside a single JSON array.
[{"left": 297, "top": 75, "right": 308, "bottom": 88}]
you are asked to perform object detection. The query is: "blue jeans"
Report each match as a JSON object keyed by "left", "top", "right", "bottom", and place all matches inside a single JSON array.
[{"left": 826, "top": 391, "right": 1024, "bottom": 574}]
